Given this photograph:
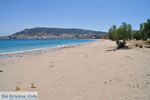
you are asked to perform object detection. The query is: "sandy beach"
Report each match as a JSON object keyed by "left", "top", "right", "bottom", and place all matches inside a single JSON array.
[{"left": 0, "top": 40, "right": 150, "bottom": 100}]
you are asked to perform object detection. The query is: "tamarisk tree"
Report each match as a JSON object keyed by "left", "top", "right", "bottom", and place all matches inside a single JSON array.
[{"left": 108, "top": 22, "right": 132, "bottom": 48}]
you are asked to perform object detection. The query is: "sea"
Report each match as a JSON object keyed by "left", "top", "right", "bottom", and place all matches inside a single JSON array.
[{"left": 0, "top": 39, "right": 95, "bottom": 54}]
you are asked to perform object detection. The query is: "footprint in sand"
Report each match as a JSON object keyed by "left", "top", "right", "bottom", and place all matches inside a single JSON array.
[
  {"left": 84, "top": 55, "right": 88, "bottom": 58},
  {"left": 16, "top": 81, "right": 23, "bottom": 85},
  {"left": 147, "top": 74, "right": 150, "bottom": 76},
  {"left": 50, "top": 61, "right": 54, "bottom": 63},
  {"left": 104, "top": 80, "right": 112, "bottom": 84},
  {"left": 128, "top": 83, "right": 139, "bottom": 88},
  {"left": 49, "top": 65, "right": 55, "bottom": 68},
  {"left": 146, "top": 81, "right": 150, "bottom": 85}
]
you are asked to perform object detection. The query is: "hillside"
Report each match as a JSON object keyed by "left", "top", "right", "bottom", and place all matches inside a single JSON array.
[{"left": 7, "top": 27, "right": 107, "bottom": 39}]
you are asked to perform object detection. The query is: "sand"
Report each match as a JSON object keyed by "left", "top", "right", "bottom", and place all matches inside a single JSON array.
[{"left": 0, "top": 40, "right": 150, "bottom": 100}]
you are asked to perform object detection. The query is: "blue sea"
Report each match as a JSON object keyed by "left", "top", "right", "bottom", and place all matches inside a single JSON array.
[{"left": 0, "top": 39, "right": 95, "bottom": 54}]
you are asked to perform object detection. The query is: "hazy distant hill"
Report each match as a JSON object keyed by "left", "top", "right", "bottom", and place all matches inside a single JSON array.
[{"left": 1, "top": 27, "right": 108, "bottom": 39}]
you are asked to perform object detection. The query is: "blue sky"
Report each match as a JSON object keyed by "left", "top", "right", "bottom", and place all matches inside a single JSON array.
[{"left": 0, "top": 0, "right": 149, "bottom": 36}]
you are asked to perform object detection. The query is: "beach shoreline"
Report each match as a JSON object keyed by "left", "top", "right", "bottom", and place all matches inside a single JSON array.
[{"left": 0, "top": 40, "right": 97, "bottom": 61}]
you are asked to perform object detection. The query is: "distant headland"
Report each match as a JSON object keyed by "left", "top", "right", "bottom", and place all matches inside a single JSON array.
[{"left": 0, "top": 27, "right": 108, "bottom": 39}]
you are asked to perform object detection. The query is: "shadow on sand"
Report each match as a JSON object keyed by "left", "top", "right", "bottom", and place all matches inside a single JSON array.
[{"left": 106, "top": 46, "right": 131, "bottom": 52}]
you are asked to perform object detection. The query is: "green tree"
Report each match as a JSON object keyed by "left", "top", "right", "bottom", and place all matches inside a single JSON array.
[
  {"left": 133, "top": 30, "right": 142, "bottom": 40},
  {"left": 108, "top": 25, "right": 117, "bottom": 41},
  {"left": 140, "top": 19, "right": 150, "bottom": 40},
  {"left": 108, "top": 22, "right": 132, "bottom": 48}
]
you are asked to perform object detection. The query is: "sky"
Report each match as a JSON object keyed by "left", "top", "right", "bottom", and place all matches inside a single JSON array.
[{"left": 0, "top": 0, "right": 150, "bottom": 36}]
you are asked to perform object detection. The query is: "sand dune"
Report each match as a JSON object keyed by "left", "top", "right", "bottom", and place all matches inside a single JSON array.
[{"left": 0, "top": 40, "right": 150, "bottom": 100}]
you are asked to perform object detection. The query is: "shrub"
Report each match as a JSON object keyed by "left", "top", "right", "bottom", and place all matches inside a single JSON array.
[
  {"left": 139, "top": 44, "right": 143, "bottom": 48},
  {"left": 135, "top": 44, "right": 138, "bottom": 47},
  {"left": 147, "top": 40, "right": 150, "bottom": 44}
]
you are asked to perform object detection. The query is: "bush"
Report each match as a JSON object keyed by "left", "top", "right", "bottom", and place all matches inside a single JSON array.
[
  {"left": 147, "top": 40, "right": 150, "bottom": 44},
  {"left": 135, "top": 44, "right": 138, "bottom": 47},
  {"left": 139, "top": 44, "right": 143, "bottom": 48}
]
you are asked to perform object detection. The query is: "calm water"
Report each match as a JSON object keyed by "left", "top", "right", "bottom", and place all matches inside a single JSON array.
[{"left": 0, "top": 39, "right": 95, "bottom": 54}]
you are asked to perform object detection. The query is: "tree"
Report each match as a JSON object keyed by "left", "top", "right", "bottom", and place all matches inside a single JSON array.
[
  {"left": 108, "top": 22, "right": 132, "bottom": 48},
  {"left": 133, "top": 30, "right": 142, "bottom": 40},
  {"left": 144, "top": 19, "right": 150, "bottom": 40},
  {"left": 108, "top": 25, "right": 117, "bottom": 41},
  {"left": 140, "top": 19, "right": 150, "bottom": 40}
]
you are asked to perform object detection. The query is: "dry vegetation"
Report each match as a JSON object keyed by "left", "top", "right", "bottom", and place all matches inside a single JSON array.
[{"left": 127, "top": 40, "right": 150, "bottom": 48}]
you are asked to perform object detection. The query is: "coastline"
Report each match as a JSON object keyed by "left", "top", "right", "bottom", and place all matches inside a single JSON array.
[
  {"left": 0, "top": 39, "right": 150, "bottom": 100},
  {"left": 0, "top": 40, "right": 97, "bottom": 60}
]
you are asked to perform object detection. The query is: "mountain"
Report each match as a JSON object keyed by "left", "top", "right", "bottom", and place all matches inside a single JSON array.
[{"left": 1, "top": 27, "right": 108, "bottom": 39}]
